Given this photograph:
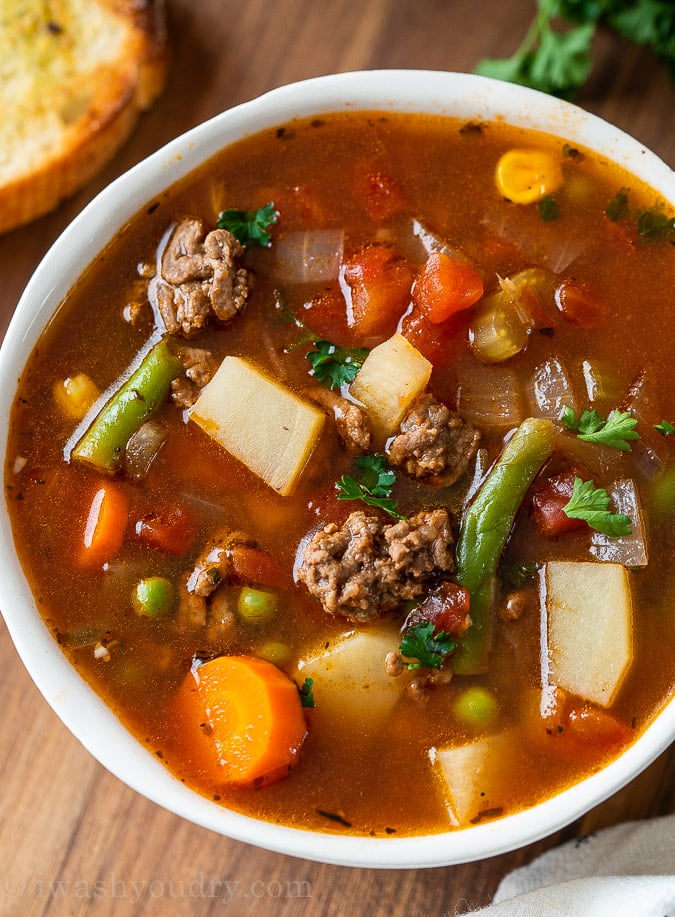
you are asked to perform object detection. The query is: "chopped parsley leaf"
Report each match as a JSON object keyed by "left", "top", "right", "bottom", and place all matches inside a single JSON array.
[
  {"left": 306, "top": 340, "right": 370, "bottom": 389},
  {"left": 538, "top": 196, "right": 560, "bottom": 221},
  {"left": 561, "top": 406, "right": 639, "bottom": 451},
  {"left": 336, "top": 454, "right": 405, "bottom": 520},
  {"left": 399, "top": 621, "right": 455, "bottom": 670},
  {"left": 655, "top": 420, "right": 675, "bottom": 436},
  {"left": 298, "top": 676, "right": 315, "bottom": 708},
  {"left": 562, "top": 477, "right": 632, "bottom": 537},
  {"left": 217, "top": 202, "right": 278, "bottom": 247},
  {"left": 501, "top": 561, "right": 541, "bottom": 589},
  {"left": 606, "top": 189, "right": 631, "bottom": 222}
]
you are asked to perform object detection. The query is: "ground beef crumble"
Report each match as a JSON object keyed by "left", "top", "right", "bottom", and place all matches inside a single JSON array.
[
  {"left": 388, "top": 393, "right": 480, "bottom": 485},
  {"left": 296, "top": 508, "right": 454, "bottom": 623}
]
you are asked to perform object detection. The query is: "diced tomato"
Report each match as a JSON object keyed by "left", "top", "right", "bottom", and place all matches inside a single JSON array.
[
  {"left": 399, "top": 304, "right": 469, "bottom": 367},
  {"left": 523, "top": 687, "right": 633, "bottom": 760},
  {"left": 229, "top": 543, "right": 290, "bottom": 589},
  {"left": 302, "top": 285, "right": 353, "bottom": 346},
  {"left": 342, "top": 243, "right": 413, "bottom": 338},
  {"left": 554, "top": 278, "right": 608, "bottom": 328},
  {"left": 412, "top": 252, "right": 484, "bottom": 324},
  {"left": 404, "top": 581, "right": 472, "bottom": 637},
  {"left": 134, "top": 503, "right": 197, "bottom": 555},
  {"left": 352, "top": 163, "right": 405, "bottom": 221},
  {"left": 531, "top": 470, "right": 589, "bottom": 538},
  {"left": 566, "top": 703, "right": 634, "bottom": 753}
]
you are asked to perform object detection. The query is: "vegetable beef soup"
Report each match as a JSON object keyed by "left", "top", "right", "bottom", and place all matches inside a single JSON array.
[{"left": 6, "top": 112, "right": 675, "bottom": 836}]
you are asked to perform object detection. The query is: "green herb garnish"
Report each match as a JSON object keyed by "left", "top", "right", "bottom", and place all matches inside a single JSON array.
[
  {"left": 399, "top": 621, "right": 455, "bottom": 670},
  {"left": 298, "top": 677, "right": 315, "bottom": 708},
  {"left": 336, "top": 454, "right": 405, "bottom": 519},
  {"left": 501, "top": 561, "right": 542, "bottom": 589},
  {"left": 606, "top": 190, "right": 675, "bottom": 241},
  {"left": 217, "top": 202, "right": 278, "bottom": 247},
  {"left": 561, "top": 406, "right": 639, "bottom": 451},
  {"left": 606, "top": 189, "right": 631, "bottom": 222},
  {"left": 563, "top": 476, "right": 632, "bottom": 537},
  {"left": 636, "top": 205, "right": 675, "bottom": 242},
  {"left": 475, "top": 1, "right": 675, "bottom": 98},
  {"left": 306, "top": 340, "right": 370, "bottom": 389},
  {"left": 538, "top": 196, "right": 560, "bottom": 221},
  {"left": 655, "top": 420, "right": 675, "bottom": 436}
]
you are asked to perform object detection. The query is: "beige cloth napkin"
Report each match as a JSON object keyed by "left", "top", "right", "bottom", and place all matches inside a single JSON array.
[{"left": 473, "top": 815, "right": 675, "bottom": 916}]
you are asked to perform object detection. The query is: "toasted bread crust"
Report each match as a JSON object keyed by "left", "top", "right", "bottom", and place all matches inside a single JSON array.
[{"left": 0, "top": 0, "right": 168, "bottom": 234}]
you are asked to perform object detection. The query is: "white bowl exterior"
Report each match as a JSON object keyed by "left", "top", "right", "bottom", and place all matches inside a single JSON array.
[{"left": 0, "top": 70, "right": 673, "bottom": 868}]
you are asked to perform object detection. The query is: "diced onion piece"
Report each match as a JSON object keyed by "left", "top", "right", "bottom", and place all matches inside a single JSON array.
[
  {"left": 53, "top": 373, "right": 100, "bottom": 419},
  {"left": 456, "top": 362, "right": 523, "bottom": 429},
  {"left": 581, "top": 359, "right": 624, "bottom": 410},
  {"left": 528, "top": 356, "right": 578, "bottom": 421},
  {"left": 622, "top": 369, "right": 670, "bottom": 480},
  {"left": 495, "top": 148, "right": 563, "bottom": 204},
  {"left": 125, "top": 419, "right": 168, "bottom": 480},
  {"left": 409, "top": 218, "right": 463, "bottom": 259},
  {"left": 590, "top": 478, "right": 648, "bottom": 567},
  {"left": 273, "top": 229, "right": 344, "bottom": 284}
]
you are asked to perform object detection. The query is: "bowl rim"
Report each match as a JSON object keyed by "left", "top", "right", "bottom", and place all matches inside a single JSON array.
[{"left": 0, "top": 68, "right": 673, "bottom": 869}]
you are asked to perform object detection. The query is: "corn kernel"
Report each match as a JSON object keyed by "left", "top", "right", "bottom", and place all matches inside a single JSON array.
[
  {"left": 495, "top": 148, "right": 563, "bottom": 204},
  {"left": 53, "top": 373, "right": 100, "bottom": 419}
]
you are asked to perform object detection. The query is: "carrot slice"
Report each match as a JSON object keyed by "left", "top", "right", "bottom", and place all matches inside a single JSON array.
[
  {"left": 412, "top": 252, "right": 484, "bottom": 324},
  {"left": 80, "top": 482, "right": 129, "bottom": 568},
  {"left": 175, "top": 655, "right": 307, "bottom": 788}
]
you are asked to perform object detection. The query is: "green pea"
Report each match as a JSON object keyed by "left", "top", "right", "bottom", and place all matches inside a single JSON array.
[
  {"left": 453, "top": 686, "right": 498, "bottom": 728},
  {"left": 133, "top": 576, "right": 175, "bottom": 618},
  {"left": 237, "top": 586, "right": 278, "bottom": 624},
  {"left": 255, "top": 641, "right": 292, "bottom": 666}
]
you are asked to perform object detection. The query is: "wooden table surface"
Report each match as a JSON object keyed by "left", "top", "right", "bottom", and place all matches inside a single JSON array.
[{"left": 0, "top": 2, "right": 673, "bottom": 914}]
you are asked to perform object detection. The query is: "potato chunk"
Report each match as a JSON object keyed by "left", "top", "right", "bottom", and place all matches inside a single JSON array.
[
  {"left": 189, "top": 356, "right": 325, "bottom": 495},
  {"left": 430, "top": 731, "right": 517, "bottom": 826},
  {"left": 542, "top": 561, "right": 633, "bottom": 707},
  {"left": 294, "top": 625, "right": 404, "bottom": 724},
  {"left": 350, "top": 333, "right": 432, "bottom": 438}
]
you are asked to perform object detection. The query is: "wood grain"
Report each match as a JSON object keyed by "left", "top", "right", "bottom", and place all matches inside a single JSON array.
[{"left": 0, "top": 2, "right": 673, "bottom": 914}]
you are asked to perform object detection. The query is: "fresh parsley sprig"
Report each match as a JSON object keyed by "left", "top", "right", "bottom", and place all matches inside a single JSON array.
[
  {"left": 306, "top": 340, "right": 370, "bottom": 389},
  {"left": 655, "top": 420, "right": 675, "bottom": 436},
  {"left": 475, "top": 0, "right": 675, "bottom": 99},
  {"left": 336, "top": 454, "right": 405, "bottom": 520},
  {"left": 563, "top": 476, "right": 632, "bottom": 537},
  {"left": 217, "top": 202, "right": 278, "bottom": 247},
  {"left": 562, "top": 406, "right": 639, "bottom": 451},
  {"left": 399, "top": 621, "right": 455, "bottom": 670}
]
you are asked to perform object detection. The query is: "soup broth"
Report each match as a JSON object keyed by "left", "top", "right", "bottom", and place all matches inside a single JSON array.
[{"left": 5, "top": 111, "right": 675, "bottom": 836}]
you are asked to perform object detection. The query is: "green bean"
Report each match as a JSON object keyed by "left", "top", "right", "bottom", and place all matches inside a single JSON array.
[
  {"left": 237, "top": 586, "right": 278, "bottom": 624},
  {"left": 71, "top": 339, "right": 182, "bottom": 473},
  {"left": 133, "top": 576, "right": 175, "bottom": 618},
  {"left": 453, "top": 417, "right": 555, "bottom": 675}
]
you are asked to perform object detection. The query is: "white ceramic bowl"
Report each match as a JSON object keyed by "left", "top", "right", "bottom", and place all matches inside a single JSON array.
[{"left": 1, "top": 70, "right": 673, "bottom": 869}]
